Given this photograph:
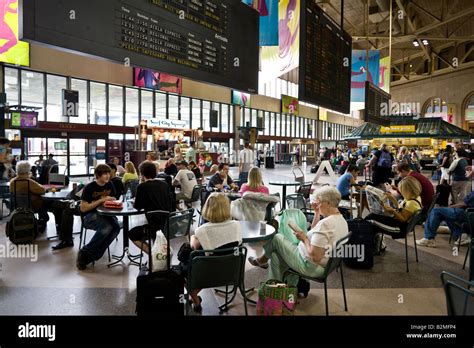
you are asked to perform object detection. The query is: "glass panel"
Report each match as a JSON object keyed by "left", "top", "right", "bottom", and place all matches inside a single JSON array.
[
  {"left": 243, "top": 107, "right": 250, "bottom": 127},
  {"left": 125, "top": 88, "right": 139, "bottom": 127},
  {"left": 221, "top": 104, "right": 229, "bottom": 133},
  {"left": 70, "top": 79, "right": 88, "bottom": 124},
  {"left": 90, "top": 82, "right": 106, "bottom": 125},
  {"left": 109, "top": 133, "right": 124, "bottom": 163},
  {"left": 192, "top": 99, "right": 201, "bottom": 128},
  {"left": 141, "top": 90, "right": 154, "bottom": 121},
  {"left": 69, "top": 138, "right": 88, "bottom": 176},
  {"left": 46, "top": 138, "right": 68, "bottom": 174},
  {"left": 109, "top": 85, "right": 123, "bottom": 126},
  {"left": 155, "top": 92, "right": 167, "bottom": 119},
  {"left": 168, "top": 94, "right": 179, "bottom": 121},
  {"left": 181, "top": 97, "right": 190, "bottom": 127},
  {"left": 230, "top": 105, "right": 234, "bottom": 134},
  {"left": 5, "top": 67, "right": 18, "bottom": 106},
  {"left": 25, "top": 137, "right": 46, "bottom": 166},
  {"left": 21, "top": 70, "right": 45, "bottom": 121},
  {"left": 275, "top": 113, "right": 281, "bottom": 136},
  {"left": 46, "top": 75, "right": 67, "bottom": 122},
  {"left": 202, "top": 101, "right": 210, "bottom": 131},
  {"left": 210, "top": 102, "right": 219, "bottom": 132}
]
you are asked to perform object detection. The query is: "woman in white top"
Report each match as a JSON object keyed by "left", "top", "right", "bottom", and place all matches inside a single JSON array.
[
  {"left": 189, "top": 192, "right": 242, "bottom": 312},
  {"left": 249, "top": 187, "right": 349, "bottom": 290}
]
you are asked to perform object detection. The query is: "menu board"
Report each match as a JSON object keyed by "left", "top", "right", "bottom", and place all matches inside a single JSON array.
[
  {"left": 21, "top": 0, "right": 259, "bottom": 93},
  {"left": 365, "top": 81, "right": 391, "bottom": 126},
  {"left": 298, "top": 0, "right": 352, "bottom": 114}
]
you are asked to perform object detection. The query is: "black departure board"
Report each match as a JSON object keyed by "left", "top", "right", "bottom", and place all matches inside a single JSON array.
[
  {"left": 21, "top": 0, "right": 259, "bottom": 93},
  {"left": 365, "top": 81, "right": 391, "bottom": 126},
  {"left": 298, "top": 0, "right": 352, "bottom": 114}
]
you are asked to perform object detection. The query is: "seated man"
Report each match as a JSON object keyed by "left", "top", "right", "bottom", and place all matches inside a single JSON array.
[
  {"left": 77, "top": 164, "right": 119, "bottom": 270},
  {"left": 129, "top": 161, "right": 174, "bottom": 253},
  {"left": 108, "top": 163, "right": 125, "bottom": 199},
  {"left": 396, "top": 163, "right": 434, "bottom": 215},
  {"left": 207, "top": 163, "right": 238, "bottom": 192},
  {"left": 173, "top": 160, "right": 197, "bottom": 202},
  {"left": 11, "top": 161, "right": 75, "bottom": 249},
  {"left": 336, "top": 164, "right": 358, "bottom": 200},
  {"left": 416, "top": 191, "right": 474, "bottom": 248}
]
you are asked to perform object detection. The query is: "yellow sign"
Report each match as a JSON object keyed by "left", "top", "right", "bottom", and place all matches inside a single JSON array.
[{"left": 380, "top": 125, "right": 416, "bottom": 133}]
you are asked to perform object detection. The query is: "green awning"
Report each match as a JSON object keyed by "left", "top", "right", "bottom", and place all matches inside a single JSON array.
[{"left": 343, "top": 117, "right": 473, "bottom": 140}]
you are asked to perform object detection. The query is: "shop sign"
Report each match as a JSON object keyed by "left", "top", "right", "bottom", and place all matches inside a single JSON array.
[
  {"left": 149, "top": 119, "right": 188, "bottom": 129},
  {"left": 380, "top": 125, "right": 416, "bottom": 134}
]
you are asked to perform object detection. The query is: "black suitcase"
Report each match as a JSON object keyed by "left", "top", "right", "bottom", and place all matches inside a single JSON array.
[
  {"left": 136, "top": 219, "right": 184, "bottom": 316},
  {"left": 344, "top": 219, "right": 374, "bottom": 269},
  {"left": 436, "top": 183, "right": 451, "bottom": 206},
  {"left": 310, "top": 165, "right": 319, "bottom": 173}
]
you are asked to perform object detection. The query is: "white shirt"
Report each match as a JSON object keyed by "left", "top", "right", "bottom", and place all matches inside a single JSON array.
[
  {"left": 173, "top": 169, "right": 197, "bottom": 198},
  {"left": 239, "top": 148, "right": 255, "bottom": 173},
  {"left": 194, "top": 220, "right": 243, "bottom": 250},
  {"left": 298, "top": 214, "right": 349, "bottom": 267}
]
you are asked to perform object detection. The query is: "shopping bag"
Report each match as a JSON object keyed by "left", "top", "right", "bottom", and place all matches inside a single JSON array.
[
  {"left": 256, "top": 280, "right": 297, "bottom": 316},
  {"left": 151, "top": 231, "right": 173, "bottom": 272}
]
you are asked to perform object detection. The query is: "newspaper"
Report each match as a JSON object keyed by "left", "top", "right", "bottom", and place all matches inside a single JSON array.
[{"left": 365, "top": 185, "right": 396, "bottom": 216}]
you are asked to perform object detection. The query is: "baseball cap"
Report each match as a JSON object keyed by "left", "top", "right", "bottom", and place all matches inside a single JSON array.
[{"left": 176, "top": 160, "right": 188, "bottom": 166}]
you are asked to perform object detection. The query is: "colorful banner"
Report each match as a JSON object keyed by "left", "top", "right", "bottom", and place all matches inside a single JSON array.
[
  {"left": 281, "top": 94, "right": 299, "bottom": 115},
  {"left": 379, "top": 56, "right": 391, "bottom": 94},
  {"left": 260, "top": 0, "right": 278, "bottom": 46},
  {"left": 447, "top": 103, "right": 455, "bottom": 123},
  {"left": 232, "top": 90, "right": 251, "bottom": 107},
  {"left": 260, "top": 0, "right": 300, "bottom": 81},
  {"left": 351, "top": 50, "right": 380, "bottom": 103},
  {"left": 133, "top": 68, "right": 182, "bottom": 94},
  {"left": 0, "top": 0, "right": 29, "bottom": 66}
]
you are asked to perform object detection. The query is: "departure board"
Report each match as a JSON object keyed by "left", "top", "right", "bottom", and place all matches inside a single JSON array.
[
  {"left": 21, "top": 0, "right": 259, "bottom": 93},
  {"left": 298, "top": 0, "right": 352, "bottom": 114},
  {"left": 365, "top": 81, "right": 391, "bottom": 126}
]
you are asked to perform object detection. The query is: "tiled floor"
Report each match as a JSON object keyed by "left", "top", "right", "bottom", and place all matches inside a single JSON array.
[{"left": 0, "top": 164, "right": 470, "bottom": 315}]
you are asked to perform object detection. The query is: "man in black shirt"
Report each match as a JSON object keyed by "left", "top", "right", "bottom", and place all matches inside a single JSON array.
[
  {"left": 108, "top": 163, "right": 124, "bottom": 199},
  {"left": 76, "top": 164, "right": 120, "bottom": 270},
  {"left": 129, "top": 161, "right": 174, "bottom": 254},
  {"left": 207, "top": 163, "right": 238, "bottom": 192}
]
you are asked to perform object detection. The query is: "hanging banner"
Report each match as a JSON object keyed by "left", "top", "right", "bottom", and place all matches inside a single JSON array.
[
  {"left": 351, "top": 50, "right": 380, "bottom": 103},
  {"left": 260, "top": 0, "right": 278, "bottom": 46},
  {"left": 447, "top": 103, "right": 455, "bottom": 123},
  {"left": 0, "top": 0, "right": 29, "bottom": 66},
  {"left": 281, "top": 94, "right": 299, "bottom": 115},
  {"left": 379, "top": 56, "right": 391, "bottom": 94},
  {"left": 134, "top": 68, "right": 182, "bottom": 94}
]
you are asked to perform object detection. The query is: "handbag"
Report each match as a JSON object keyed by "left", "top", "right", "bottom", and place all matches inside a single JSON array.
[
  {"left": 256, "top": 279, "right": 297, "bottom": 316},
  {"left": 177, "top": 242, "right": 193, "bottom": 265}
]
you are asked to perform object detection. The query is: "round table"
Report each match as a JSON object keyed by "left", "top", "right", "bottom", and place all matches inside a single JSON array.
[
  {"left": 268, "top": 181, "right": 300, "bottom": 209},
  {"left": 97, "top": 203, "right": 144, "bottom": 267},
  {"left": 41, "top": 190, "right": 72, "bottom": 201},
  {"left": 239, "top": 220, "right": 277, "bottom": 243}
]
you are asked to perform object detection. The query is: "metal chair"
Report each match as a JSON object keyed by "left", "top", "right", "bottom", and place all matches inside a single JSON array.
[
  {"left": 374, "top": 210, "right": 423, "bottom": 273},
  {"left": 440, "top": 271, "right": 474, "bottom": 315},
  {"left": 462, "top": 211, "right": 474, "bottom": 277},
  {"left": 184, "top": 184, "right": 206, "bottom": 209},
  {"left": 186, "top": 245, "right": 248, "bottom": 315},
  {"left": 297, "top": 182, "right": 313, "bottom": 200},
  {"left": 292, "top": 166, "right": 305, "bottom": 185},
  {"left": 123, "top": 179, "right": 139, "bottom": 198},
  {"left": 283, "top": 233, "right": 351, "bottom": 316},
  {"left": 79, "top": 216, "right": 111, "bottom": 262},
  {"left": 285, "top": 193, "right": 314, "bottom": 222}
]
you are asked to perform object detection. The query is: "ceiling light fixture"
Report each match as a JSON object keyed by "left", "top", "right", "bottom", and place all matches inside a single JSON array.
[
  {"left": 422, "top": 39, "right": 429, "bottom": 46},
  {"left": 412, "top": 40, "right": 419, "bottom": 47}
]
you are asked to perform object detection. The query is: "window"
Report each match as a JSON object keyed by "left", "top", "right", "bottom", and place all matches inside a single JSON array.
[
  {"left": 191, "top": 99, "right": 201, "bottom": 128},
  {"left": 5, "top": 67, "right": 19, "bottom": 106},
  {"left": 21, "top": 70, "right": 45, "bottom": 121},
  {"left": 202, "top": 101, "right": 210, "bottom": 131},
  {"left": 229, "top": 105, "right": 234, "bottom": 134},
  {"left": 210, "top": 102, "right": 219, "bottom": 132},
  {"left": 70, "top": 79, "right": 88, "bottom": 124},
  {"left": 181, "top": 97, "right": 190, "bottom": 127},
  {"left": 155, "top": 92, "right": 167, "bottom": 119},
  {"left": 125, "top": 88, "right": 139, "bottom": 127},
  {"left": 275, "top": 113, "right": 281, "bottom": 137},
  {"left": 46, "top": 75, "right": 67, "bottom": 122},
  {"left": 141, "top": 90, "right": 154, "bottom": 121},
  {"left": 90, "top": 82, "right": 106, "bottom": 125},
  {"left": 168, "top": 94, "right": 179, "bottom": 121},
  {"left": 109, "top": 85, "right": 124, "bottom": 126},
  {"left": 243, "top": 107, "right": 250, "bottom": 127},
  {"left": 221, "top": 104, "right": 229, "bottom": 133}
]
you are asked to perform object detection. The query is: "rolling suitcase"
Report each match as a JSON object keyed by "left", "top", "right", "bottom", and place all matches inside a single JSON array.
[
  {"left": 136, "top": 220, "right": 184, "bottom": 316},
  {"left": 436, "top": 175, "right": 451, "bottom": 207}
]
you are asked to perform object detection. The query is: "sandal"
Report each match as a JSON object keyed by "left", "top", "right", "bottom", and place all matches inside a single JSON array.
[
  {"left": 248, "top": 256, "right": 269, "bottom": 269},
  {"left": 192, "top": 296, "right": 202, "bottom": 313}
]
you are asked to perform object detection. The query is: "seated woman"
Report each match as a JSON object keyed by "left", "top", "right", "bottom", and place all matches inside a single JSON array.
[
  {"left": 248, "top": 186, "right": 349, "bottom": 295},
  {"left": 122, "top": 161, "right": 139, "bottom": 185},
  {"left": 365, "top": 176, "right": 422, "bottom": 235},
  {"left": 189, "top": 192, "right": 242, "bottom": 312},
  {"left": 239, "top": 167, "right": 269, "bottom": 196}
]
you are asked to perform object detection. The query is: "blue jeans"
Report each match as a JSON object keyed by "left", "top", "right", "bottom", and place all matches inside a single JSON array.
[
  {"left": 239, "top": 172, "right": 249, "bottom": 187},
  {"left": 424, "top": 207, "right": 466, "bottom": 240},
  {"left": 82, "top": 212, "right": 120, "bottom": 261}
]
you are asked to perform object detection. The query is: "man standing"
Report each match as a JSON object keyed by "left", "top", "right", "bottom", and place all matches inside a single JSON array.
[
  {"left": 173, "top": 160, "right": 197, "bottom": 202},
  {"left": 239, "top": 142, "right": 254, "bottom": 186},
  {"left": 186, "top": 141, "right": 198, "bottom": 164},
  {"left": 366, "top": 144, "right": 394, "bottom": 188},
  {"left": 77, "top": 164, "right": 120, "bottom": 270}
]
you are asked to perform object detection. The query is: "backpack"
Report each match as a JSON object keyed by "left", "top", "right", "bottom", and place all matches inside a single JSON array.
[
  {"left": 377, "top": 151, "right": 392, "bottom": 168},
  {"left": 6, "top": 180, "right": 37, "bottom": 244}
]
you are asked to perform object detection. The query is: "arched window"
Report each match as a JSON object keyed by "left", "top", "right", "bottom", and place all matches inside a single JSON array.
[
  {"left": 463, "top": 92, "right": 474, "bottom": 122},
  {"left": 423, "top": 97, "right": 448, "bottom": 118}
]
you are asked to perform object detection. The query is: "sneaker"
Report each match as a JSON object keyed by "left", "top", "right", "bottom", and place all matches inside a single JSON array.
[
  {"left": 76, "top": 249, "right": 91, "bottom": 270},
  {"left": 416, "top": 238, "right": 436, "bottom": 248},
  {"left": 457, "top": 234, "right": 471, "bottom": 246}
]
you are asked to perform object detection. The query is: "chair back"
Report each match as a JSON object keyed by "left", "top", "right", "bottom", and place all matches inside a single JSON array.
[
  {"left": 298, "top": 182, "right": 312, "bottom": 200},
  {"left": 466, "top": 211, "right": 474, "bottom": 236},
  {"left": 292, "top": 167, "right": 305, "bottom": 184},
  {"left": 285, "top": 193, "right": 307, "bottom": 210},
  {"left": 146, "top": 208, "right": 194, "bottom": 239},
  {"left": 423, "top": 193, "right": 439, "bottom": 217},
  {"left": 322, "top": 233, "right": 351, "bottom": 279},
  {"left": 189, "top": 184, "right": 205, "bottom": 203},
  {"left": 187, "top": 246, "right": 247, "bottom": 291},
  {"left": 405, "top": 210, "right": 424, "bottom": 235},
  {"left": 265, "top": 193, "right": 280, "bottom": 222},
  {"left": 10, "top": 180, "right": 33, "bottom": 210},
  {"left": 440, "top": 271, "right": 474, "bottom": 316},
  {"left": 49, "top": 173, "right": 66, "bottom": 186}
]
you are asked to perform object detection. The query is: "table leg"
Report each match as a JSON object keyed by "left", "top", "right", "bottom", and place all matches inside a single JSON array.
[
  {"left": 281, "top": 185, "right": 287, "bottom": 209},
  {"left": 108, "top": 216, "right": 140, "bottom": 267}
]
